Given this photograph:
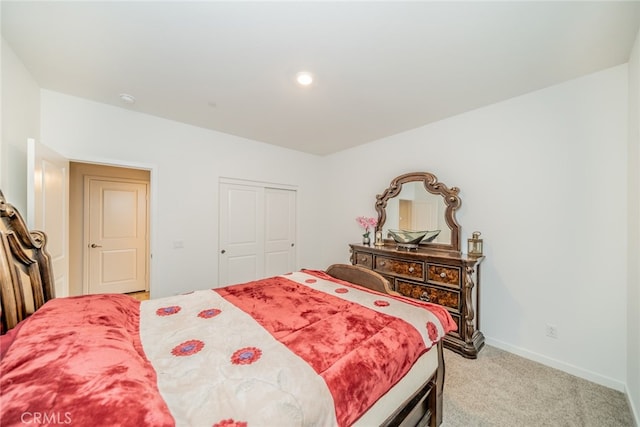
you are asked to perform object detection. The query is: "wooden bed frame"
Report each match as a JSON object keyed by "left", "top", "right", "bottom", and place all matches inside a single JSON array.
[
  {"left": 0, "top": 190, "right": 444, "bottom": 426},
  {"left": 0, "top": 190, "right": 55, "bottom": 333}
]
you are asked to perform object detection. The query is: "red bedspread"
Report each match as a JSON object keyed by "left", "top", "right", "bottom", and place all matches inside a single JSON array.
[
  {"left": 1, "top": 271, "right": 455, "bottom": 427},
  {"left": 217, "top": 271, "right": 453, "bottom": 426},
  {"left": 0, "top": 295, "right": 173, "bottom": 427}
]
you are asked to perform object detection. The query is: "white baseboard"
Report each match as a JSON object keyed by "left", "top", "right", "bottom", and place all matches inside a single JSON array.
[
  {"left": 485, "top": 337, "right": 626, "bottom": 392},
  {"left": 625, "top": 384, "right": 640, "bottom": 427}
]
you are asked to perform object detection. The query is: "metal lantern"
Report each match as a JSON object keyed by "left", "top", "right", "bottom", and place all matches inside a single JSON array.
[{"left": 467, "top": 231, "right": 483, "bottom": 257}]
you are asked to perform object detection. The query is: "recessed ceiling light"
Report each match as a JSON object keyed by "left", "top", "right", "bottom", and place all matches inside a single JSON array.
[
  {"left": 296, "top": 72, "right": 314, "bottom": 86},
  {"left": 119, "top": 93, "right": 136, "bottom": 105}
]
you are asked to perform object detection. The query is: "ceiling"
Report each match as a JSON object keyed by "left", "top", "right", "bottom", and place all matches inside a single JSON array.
[{"left": 2, "top": 1, "right": 640, "bottom": 155}]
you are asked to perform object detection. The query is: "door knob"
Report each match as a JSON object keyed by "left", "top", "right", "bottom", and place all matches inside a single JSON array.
[
  {"left": 90, "top": 243, "right": 102, "bottom": 248},
  {"left": 221, "top": 249, "right": 226, "bottom": 254}
]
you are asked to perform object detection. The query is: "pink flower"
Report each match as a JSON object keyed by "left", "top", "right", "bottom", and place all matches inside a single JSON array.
[{"left": 356, "top": 216, "right": 378, "bottom": 233}]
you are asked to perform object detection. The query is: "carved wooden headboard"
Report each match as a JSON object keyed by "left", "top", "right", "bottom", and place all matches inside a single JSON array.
[{"left": 0, "top": 190, "right": 55, "bottom": 333}]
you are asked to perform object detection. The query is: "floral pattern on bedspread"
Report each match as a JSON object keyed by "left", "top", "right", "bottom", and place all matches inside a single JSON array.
[{"left": 140, "top": 288, "right": 338, "bottom": 427}]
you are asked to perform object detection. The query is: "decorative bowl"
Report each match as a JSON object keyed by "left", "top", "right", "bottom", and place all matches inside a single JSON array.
[{"left": 388, "top": 229, "right": 441, "bottom": 249}]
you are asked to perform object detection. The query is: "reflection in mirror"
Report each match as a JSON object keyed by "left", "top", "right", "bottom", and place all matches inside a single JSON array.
[
  {"left": 382, "top": 182, "right": 451, "bottom": 245},
  {"left": 375, "top": 171, "right": 461, "bottom": 253}
]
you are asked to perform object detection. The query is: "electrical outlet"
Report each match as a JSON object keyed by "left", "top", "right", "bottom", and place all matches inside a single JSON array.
[{"left": 545, "top": 324, "right": 558, "bottom": 339}]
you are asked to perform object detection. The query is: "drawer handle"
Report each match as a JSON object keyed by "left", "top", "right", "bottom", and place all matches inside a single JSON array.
[
  {"left": 361, "top": 257, "right": 368, "bottom": 262},
  {"left": 408, "top": 267, "right": 415, "bottom": 273},
  {"left": 440, "top": 272, "right": 446, "bottom": 278},
  {"left": 379, "top": 261, "right": 386, "bottom": 266},
  {"left": 420, "top": 292, "right": 430, "bottom": 302}
]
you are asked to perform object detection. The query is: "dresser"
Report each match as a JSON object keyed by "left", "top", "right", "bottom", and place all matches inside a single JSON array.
[{"left": 350, "top": 243, "right": 485, "bottom": 358}]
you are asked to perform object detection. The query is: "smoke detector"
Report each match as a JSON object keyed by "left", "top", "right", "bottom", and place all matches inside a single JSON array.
[{"left": 119, "top": 93, "right": 136, "bottom": 105}]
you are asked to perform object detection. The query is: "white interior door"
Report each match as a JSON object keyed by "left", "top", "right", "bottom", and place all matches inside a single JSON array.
[
  {"left": 86, "top": 178, "right": 148, "bottom": 294},
  {"left": 265, "top": 188, "right": 296, "bottom": 277},
  {"left": 27, "top": 139, "right": 69, "bottom": 297},
  {"left": 219, "top": 183, "right": 264, "bottom": 286}
]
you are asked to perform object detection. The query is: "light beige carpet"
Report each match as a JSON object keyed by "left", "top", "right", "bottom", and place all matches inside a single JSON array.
[{"left": 442, "top": 345, "right": 634, "bottom": 427}]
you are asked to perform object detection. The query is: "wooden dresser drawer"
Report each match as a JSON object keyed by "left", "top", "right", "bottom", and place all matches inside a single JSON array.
[
  {"left": 353, "top": 252, "right": 373, "bottom": 268},
  {"left": 396, "top": 280, "right": 460, "bottom": 311},
  {"left": 375, "top": 256, "right": 424, "bottom": 280},
  {"left": 427, "top": 264, "right": 461, "bottom": 288}
]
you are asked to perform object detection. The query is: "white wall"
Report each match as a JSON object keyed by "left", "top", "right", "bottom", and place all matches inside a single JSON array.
[
  {"left": 5, "top": 35, "right": 636, "bottom": 411},
  {"left": 0, "top": 38, "right": 40, "bottom": 213},
  {"left": 39, "top": 91, "right": 326, "bottom": 298},
  {"left": 323, "top": 65, "right": 629, "bottom": 391},
  {"left": 627, "top": 27, "right": 640, "bottom": 424}
]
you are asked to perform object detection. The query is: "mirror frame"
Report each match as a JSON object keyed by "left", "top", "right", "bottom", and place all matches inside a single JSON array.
[{"left": 375, "top": 171, "right": 462, "bottom": 253}]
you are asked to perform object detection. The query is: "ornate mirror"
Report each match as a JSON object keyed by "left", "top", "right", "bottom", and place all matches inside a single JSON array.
[{"left": 375, "top": 172, "right": 461, "bottom": 253}]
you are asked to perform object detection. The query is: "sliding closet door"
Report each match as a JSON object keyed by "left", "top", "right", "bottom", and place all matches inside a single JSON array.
[
  {"left": 264, "top": 188, "right": 296, "bottom": 277},
  {"left": 219, "top": 181, "right": 296, "bottom": 286},
  {"left": 219, "top": 183, "right": 264, "bottom": 285}
]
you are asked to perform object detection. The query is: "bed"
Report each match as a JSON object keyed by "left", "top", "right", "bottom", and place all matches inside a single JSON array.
[{"left": 0, "top": 190, "right": 455, "bottom": 427}]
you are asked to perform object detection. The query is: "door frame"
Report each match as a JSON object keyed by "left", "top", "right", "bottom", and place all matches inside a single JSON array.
[
  {"left": 70, "top": 157, "right": 157, "bottom": 297},
  {"left": 82, "top": 175, "right": 150, "bottom": 295}
]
